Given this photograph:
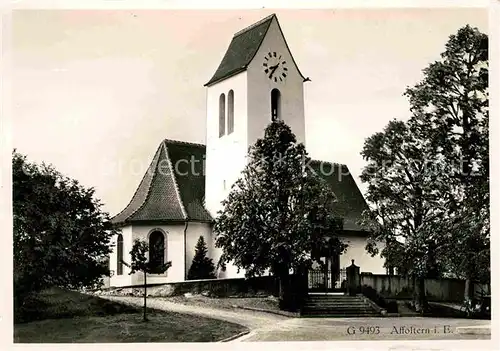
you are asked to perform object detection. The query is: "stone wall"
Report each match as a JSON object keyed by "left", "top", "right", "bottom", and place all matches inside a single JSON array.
[
  {"left": 97, "top": 275, "right": 284, "bottom": 298},
  {"left": 360, "top": 273, "right": 490, "bottom": 302}
]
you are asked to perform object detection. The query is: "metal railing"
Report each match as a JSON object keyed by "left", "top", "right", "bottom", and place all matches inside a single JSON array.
[
  {"left": 337, "top": 268, "right": 347, "bottom": 289},
  {"left": 308, "top": 268, "right": 346, "bottom": 291}
]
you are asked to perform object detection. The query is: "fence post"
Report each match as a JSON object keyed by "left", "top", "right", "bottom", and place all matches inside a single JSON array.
[{"left": 346, "top": 260, "right": 361, "bottom": 296}]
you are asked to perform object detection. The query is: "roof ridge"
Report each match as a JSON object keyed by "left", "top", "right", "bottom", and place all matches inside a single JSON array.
[
  {"left": 164, "top": 138, "right": 206, "bottom": 148},
  {"left": 273, "top": 16, "right": 307, "bottom": 82},
  {"left": 311, "top": 159, "right": 347, "bottom": 168},
  {"left": 110, "top": 143, "right": 161, "bottom": 223},
  {"left": 204, "top": 13, "right": 276, "bottom": 86},
  {"left": 163, "top": 141, "right": 188, "bottom": 220},
  {"left": 233, "top": 13, "right": 275, "bottom": 37},
  {"left": 127, "top": 143, "right": 165, "bottom": 220}
]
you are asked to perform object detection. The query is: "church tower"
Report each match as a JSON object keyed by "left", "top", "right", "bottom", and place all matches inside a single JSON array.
[{"left": 204, "top": 14, "right": 308, "bottom": 220}]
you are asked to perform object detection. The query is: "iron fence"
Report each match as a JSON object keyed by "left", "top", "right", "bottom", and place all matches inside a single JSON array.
[{"left": 308, "top": 268, "right": 346, "bottom": 291}]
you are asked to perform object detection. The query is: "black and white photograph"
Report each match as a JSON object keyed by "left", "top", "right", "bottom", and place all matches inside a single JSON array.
[{"left": 6, "top": 2, "right": 495, "bottom": 346}]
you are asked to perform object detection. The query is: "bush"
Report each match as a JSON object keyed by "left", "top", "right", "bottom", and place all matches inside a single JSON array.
[
  {"left": 15, "top": 293, "right": 48, "bottom": 323},
  {"left": 278, "top": 293, "right": 301, "bottom": 312},
  {"left": 187, "top": 236, "right": 217, "bottom": 280},
  {"left": 361, "top": 286, "right": 384, "bottom": 306},
  {"left": 386, "top": 300, "right": 399, "bottom": 313},
  {"left": 361, "top": 285, "right": 398, "bottom": 313}
]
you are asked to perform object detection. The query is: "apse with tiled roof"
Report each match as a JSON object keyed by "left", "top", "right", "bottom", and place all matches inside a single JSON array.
[{"left": 108, "top": 14, "right": 386, "bottom": 288}]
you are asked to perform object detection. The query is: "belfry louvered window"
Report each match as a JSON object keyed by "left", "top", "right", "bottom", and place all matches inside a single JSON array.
[{"left": 271, "top": 88, "right": 281, "bottom": 121}]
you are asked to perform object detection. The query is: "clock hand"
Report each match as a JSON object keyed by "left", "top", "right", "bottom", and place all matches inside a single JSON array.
[{"left": 269, "top": 64, "right": 279, "bottom": 78}]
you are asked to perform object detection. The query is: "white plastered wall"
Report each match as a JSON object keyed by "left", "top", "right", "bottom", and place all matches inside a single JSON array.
[
  {"left": 109, "top": 225, "right": 133, "bottom": 287},
  {"left": 339, "top": 235, "right": 386, "bottom": 274},
  {"left": 246, "top": 16, "right": 306, "bottom": 147}
]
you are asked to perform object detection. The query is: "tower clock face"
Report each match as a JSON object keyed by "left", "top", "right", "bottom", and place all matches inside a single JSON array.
[{"left": 262, "top": 51, "right": 288, "bottom": 83}]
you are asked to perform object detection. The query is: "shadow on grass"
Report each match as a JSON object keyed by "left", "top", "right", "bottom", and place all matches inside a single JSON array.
[
  {"left": 15, "top": 287, "right": 139, "bottom": 323},
  {"left": 14, "top": 287, "right": 248, "bottom": 343},
  {"left": 14, "top": 311, "right": 248, "bottom": 343}
]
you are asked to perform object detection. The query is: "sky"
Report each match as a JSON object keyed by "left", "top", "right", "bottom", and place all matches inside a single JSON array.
[{"left": 10, "top": 8, "right": 488, "bottom": 216}]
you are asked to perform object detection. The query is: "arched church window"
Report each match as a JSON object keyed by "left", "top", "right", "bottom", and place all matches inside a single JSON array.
[
  {"left": 219, "top": 93, "right": 226, "bottom": 137},
  {"left": 227, "top": 90, "right": 234, "bottom": 134},
  {"left": 271, "top": 88, "right": 281, "bottom": 121},
  {"left": 149, "top": 231, "right": 166, "bottom": 270},
  {"left": 116, "top": 234, "right": 123, "bottom": 275}
]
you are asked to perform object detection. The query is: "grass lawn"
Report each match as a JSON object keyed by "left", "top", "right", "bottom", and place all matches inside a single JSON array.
[{"left": 14, "top": 287, "right": 247, "bottom": 343}]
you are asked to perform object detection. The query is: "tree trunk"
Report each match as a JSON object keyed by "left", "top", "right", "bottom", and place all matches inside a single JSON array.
[
  {"left": 278, "top": 273, "right": 291, "bottom": 311},
  {"left": 143, "top": 271, "right": 148, "bottom": 322},
  {"left": 463, "top": 278, "right": 474, "bottom": 316},
  {"left": 278, "top": 274, "right": 288, "bottom": 299},
  {"left": 464, "top": 278, "right": 474, "bottom": 298},
  {"left": 413, "top": 276, "right": 428, "bottom": 314}
]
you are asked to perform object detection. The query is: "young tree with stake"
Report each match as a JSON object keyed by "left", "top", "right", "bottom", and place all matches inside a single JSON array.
[{"left": 124, "top": 239, "right": 171, "bottom": 321}]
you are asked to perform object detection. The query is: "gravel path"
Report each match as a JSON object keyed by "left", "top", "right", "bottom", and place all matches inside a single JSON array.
[
  {"left": 100, "top": 296, "right": 491, "bottom": 342},
  {"left": 159, "top": 295, "right": 280, "bottom": 312},
  {"left": 238, "top": 316, "right": 491, "bottom": 341}
]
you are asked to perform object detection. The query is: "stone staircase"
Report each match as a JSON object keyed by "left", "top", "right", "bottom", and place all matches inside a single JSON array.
[{"left": 301, "top": 293, "right": 382, "bottom": 317}]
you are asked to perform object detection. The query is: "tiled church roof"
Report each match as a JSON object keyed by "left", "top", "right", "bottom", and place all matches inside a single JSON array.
[
  {"left": 204, "top": 14, "right": 274, "bottom": 86},
  {"left": 112, "top": 140, "right": 369, "bottom": 233},
  {"left": 111, "top": 139, "right": 212, "bottom": 225},
  {"left": 204, "top": 14, "right": 306, "bottom": 86},
  {"left": 310, "top": 160, "right": 369, "bottom": 232}
]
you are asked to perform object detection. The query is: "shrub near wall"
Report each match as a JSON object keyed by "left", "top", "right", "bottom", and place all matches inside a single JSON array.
[
  {"left": 425, "top": 278, "right": 464, "bottom": 302},
  {"left": 361, "top": 285, "right": 399, "bottom": 313}
]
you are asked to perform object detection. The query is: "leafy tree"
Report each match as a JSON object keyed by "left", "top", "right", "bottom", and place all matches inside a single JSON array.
[
  {"left": 361, "top": 25, "right": 489, "bottom": 312},
  {"left": 214, "top": 120, "right": 346, "bottom": 310},
  {"left": 13, "top": 151, "right": 116, "bottom": 315},
  {"left": 124, "top": 239, "right": 171, "bottom": 321},
  {"left": 404, "top": 25, "right": 489, "bottom": 300},
  {"left": 442, "top": 206, "right": 489, "bottom": 283},
  {"left": 187, "top": 236, "right": 216, "bottom": 280},
  {"left": 360, "top": 120, "right": 450, "bottom": 312}
]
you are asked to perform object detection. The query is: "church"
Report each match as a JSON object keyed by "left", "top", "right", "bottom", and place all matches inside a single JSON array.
[{"left": 109, "top": 14, "right": 385, "bottom": 288}]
